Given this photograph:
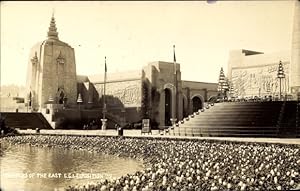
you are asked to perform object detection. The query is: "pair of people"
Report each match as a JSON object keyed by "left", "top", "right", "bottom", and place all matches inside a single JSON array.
[{"left": 115, "top": 124, "right": 121, "bottom": 130}]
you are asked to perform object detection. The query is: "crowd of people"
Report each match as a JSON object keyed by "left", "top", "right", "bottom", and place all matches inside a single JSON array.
[
  {"left": 1, "top": 135, "right": 299, "bottom": 191},
  {"left": 83, "top": 120, "right": 101, "bottom": 130}
]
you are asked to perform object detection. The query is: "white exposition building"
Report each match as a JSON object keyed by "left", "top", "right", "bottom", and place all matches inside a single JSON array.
[{"left": 227, "top": 0, "right": 300, "bottom": 99}]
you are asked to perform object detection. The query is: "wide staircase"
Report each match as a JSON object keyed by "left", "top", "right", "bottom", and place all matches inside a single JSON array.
[
  {"left": 40, "top": 104, "right": 125, "bottom": 129},
  {"left": 175, "top": 101, "right": 300, "bottom": 138},
  {"left": 277, "top": 101, "right": 299, "bottom": 137},
  {"left": 1, "top": 112, "right": 53, "bottom": 130}
]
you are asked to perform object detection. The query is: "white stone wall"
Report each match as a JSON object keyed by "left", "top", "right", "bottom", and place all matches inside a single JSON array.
[
  {"left": 94, "top": 79, "right": 142, "bottom": 107},
  {"left": 231, "top": 61, "right": 290, "bottom": 97},
  {"left": 147, "top": 62, "right": 181, "bottom": 126},
  {"left": 228, "top": 50, "right": 291, "bottom": 97},
  {"left": 291, "top": 0, "right": 300, "bottom": 93},
  {"left": 26, "top": 42, "right": 44, "bottom": 110}
]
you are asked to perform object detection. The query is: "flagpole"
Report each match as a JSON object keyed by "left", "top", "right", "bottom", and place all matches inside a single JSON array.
[
  {"left": 172, "top": 45, "right": 177, "bottom": 128},
  {"left": 101, "top": 56, "right": 107, "bottom": 130},
  {"left": 104, "top": 56, "right": 107, "bottom": 119}
]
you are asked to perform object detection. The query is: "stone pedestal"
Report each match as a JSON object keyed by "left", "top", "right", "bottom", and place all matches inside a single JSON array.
[
  {"left": 121, "top": 109, "right": 126, "bottom": 127},
  {"left": 170, "top": 118, "right": 177, "bottom": 135},
  {"left": 170, "top": 118, "right": 177, "bottom": 126},
  {"left": 101, "top": 119, "right": 107, "bottom": 130}
]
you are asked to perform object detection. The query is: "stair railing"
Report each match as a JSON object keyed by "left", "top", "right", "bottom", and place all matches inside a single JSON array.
[
  {"left": 296, "top": 93, "right": 300, "bottom": 136},
  {"left": 36, "top": 113, "right": 51, "bottom": 129}
]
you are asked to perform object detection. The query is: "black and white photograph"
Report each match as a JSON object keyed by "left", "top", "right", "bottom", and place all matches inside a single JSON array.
[{"left": 0, "top": 1, "right": 299, "bottom": 190}]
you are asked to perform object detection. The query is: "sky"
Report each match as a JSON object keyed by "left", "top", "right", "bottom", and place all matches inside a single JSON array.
[{"left": 0, "top": 1, "right": 295, "bottom": 86}]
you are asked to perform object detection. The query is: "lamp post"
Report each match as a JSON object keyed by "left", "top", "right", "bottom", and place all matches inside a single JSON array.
[
  {"left": 101, "top": 109, "right": 107, "bottom": 130},
  {"left": 77, "top": 93, "right": 83, "bottom": 129},
  {"left": 101, "top": 56, "right": 108, "bottom": 130},
  {"left": 168, "top": 84, "right": 176, "bottom": 125},
  {"left": 277, "top": 60, "right": 285, "bottom": 100},
  {"left": 48, "top": 95, "right": 54, "bottom": 112},
  {"left": 121, "top": 108, "right": 126, "bottom": 127},
  {"left": 167, "top": 83, "right": 177, "bottom": 135},
  {"left": 77, "top": 93, "right": 83, "bottom": 110}
]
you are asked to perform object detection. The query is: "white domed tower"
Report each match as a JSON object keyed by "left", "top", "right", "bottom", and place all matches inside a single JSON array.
[{"left": 26, "top": 15, "right": 77, "bottom": 111}]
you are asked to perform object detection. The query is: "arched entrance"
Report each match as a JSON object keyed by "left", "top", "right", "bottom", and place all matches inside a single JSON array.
[
  {"left": 58, "top": 91, "right": 64, "bottom": 104},
  {"left": 182, "top": 94, "right": 188, "bottom": 118},
  {"left": 192, "top": 96, "right": 203, "bottom": 112},
  {"left": 57, "top": 88, "right": 65, "bottom": 104},
  {"left": 164, "top": 88, "right": 172, "bottom": 126}
]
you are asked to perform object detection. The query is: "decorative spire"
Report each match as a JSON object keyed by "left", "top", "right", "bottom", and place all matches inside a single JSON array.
[
  {"left": 52, "top": 8, "right": 55, "bottom": 17},
  {"left": 31, "top": 51, "right": 38, "bottom": 64},
  {"left": 47, "top": 14, "right": 59, "bottom": 40},
  {"left": 277, "top": 60, "right": 285, "bottom": 79},
  {"left": 173, "top": 45, "right": 176, "bottom": 63},
  {"left": 218, "top": 67, "right": 228, "bottom": 93}
]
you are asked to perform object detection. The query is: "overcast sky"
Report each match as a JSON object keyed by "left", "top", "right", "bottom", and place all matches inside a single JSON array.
[{"left": 0, "top": 1, "right": 295, "bottom": 86}]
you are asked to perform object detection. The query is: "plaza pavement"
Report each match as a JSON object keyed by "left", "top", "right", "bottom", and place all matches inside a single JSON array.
[{"left": 16, "top": 129, "right": 300, "bottom": 145}]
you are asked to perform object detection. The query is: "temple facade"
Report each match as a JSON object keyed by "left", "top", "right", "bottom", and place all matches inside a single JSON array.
[
  {"left": 26, "top": 15, "right": 218, "bottom": 128},
  {"left": 27, "top": 16, "right": 77, "bottom": 110}
]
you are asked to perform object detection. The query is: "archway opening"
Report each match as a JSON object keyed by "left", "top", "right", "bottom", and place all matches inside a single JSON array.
[
  {"left": 192, "top": 96, "right": 202, "bottom": 112},
  {"left": 164, "top": 88, "right": 172, "bottom": 126},
  {"left": 182, "top": 98, "right": 187, "bottom": 118},
  {"left": 58, "top": 91, "right": 64, "bottom": 104}
]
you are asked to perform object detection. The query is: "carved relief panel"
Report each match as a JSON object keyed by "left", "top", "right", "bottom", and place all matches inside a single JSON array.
[
  {"left": 56, "top": 51, "right": 65, "bottom": 64},
  {"left": 95, "top": 80, "right": 142, "bottom": 107},
  {"left": 231, "top": 62, "right": 290, "bottom": 97}
]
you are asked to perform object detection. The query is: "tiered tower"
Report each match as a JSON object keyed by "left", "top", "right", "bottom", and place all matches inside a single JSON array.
[
  {"left": 26, "top": 15, "right": 77, "bottom": 111},
  {"left": 217, "top": 67, "right": 228, "bottom": 94}
]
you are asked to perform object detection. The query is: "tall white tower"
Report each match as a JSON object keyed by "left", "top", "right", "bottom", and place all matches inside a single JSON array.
[{"left": 290, "top": 0, "right": 300, "bottom": 95}]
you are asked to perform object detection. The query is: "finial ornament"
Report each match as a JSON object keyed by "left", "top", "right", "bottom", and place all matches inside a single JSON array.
[
  {"left": 47, "top": 11, "right": 59, "bottom": 40},
  {"left": 31, "top": 51, "right": 38, "bottom": 64},
  {"left": 104, "top": 56, "right": 107, "bottom": 73},
  {"left": 173, "top": 44, "right": 176, "bottom": 63}
]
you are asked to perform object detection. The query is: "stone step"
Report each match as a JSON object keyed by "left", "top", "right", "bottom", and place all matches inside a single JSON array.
[{"left": 1, "top": 112, "right": 52, "bottom": 129}]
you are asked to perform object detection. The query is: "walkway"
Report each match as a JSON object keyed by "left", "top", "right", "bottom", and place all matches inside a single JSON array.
[{"left": 16, "top": 129, "right": 300, "bottom": 145}]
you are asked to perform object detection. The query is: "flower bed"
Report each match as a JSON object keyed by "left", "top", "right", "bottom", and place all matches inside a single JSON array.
[{"left": 1, "top": 135, "right": 299, "bottom": 191}]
